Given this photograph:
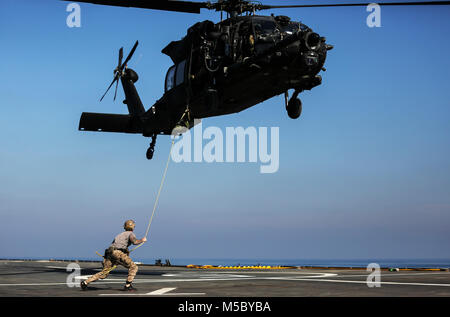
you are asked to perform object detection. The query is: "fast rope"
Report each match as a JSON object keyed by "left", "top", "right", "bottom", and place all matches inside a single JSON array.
[
  {"left": 95, "top": 138, "right": 175, "bottom": 261},
  {"left": 131, "top": 138, "right": 175, "bottom": 252}
]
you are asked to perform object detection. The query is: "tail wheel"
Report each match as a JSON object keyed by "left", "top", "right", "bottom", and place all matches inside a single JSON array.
[
  {"left": 287, "top": 98, "right": 302, "bottom": 119},
  {"left": 146, "top": 147, "right": 154, "bottom": 160},
  {"left": 146, "top": 133, "right": 157, "bottom": 160}
]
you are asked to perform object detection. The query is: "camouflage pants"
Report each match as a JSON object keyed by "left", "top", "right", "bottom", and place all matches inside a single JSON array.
[{"left": 85, "top": 250, "right": 138, "bottom": 284}]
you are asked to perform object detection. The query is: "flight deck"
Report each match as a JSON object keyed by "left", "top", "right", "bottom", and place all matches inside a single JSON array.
[{"left": 0, "top": 260, "right": 449, "bottom": 297}]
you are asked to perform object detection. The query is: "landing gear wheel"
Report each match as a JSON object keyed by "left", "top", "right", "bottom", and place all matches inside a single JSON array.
[{"left": 287, "top": 98, "right": 302, "bottom": 119}]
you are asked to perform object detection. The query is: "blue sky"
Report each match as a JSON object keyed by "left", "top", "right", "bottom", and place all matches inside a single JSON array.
[{"left": 0, "top": 0, "right": 449, "bottom": 262}]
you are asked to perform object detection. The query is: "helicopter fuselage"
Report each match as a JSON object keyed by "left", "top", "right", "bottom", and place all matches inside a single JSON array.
[
  {"left": 138, "top": 14, "right": 332, "bottom": 136},
  {"left": 79, "top": 14, "right": 333, "bottom": 159}
]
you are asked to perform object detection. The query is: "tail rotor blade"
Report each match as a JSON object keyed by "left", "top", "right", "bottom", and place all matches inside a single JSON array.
[
  {"left": 118, "top": 47, "right": 123, "bottom": 69},
  {"left": 121, "top": 40, "right": 139, "bottom": 69},
  {"left": 113, "top": 77, "right": 119, "bottom": 101},
  {"left": 100, "top": 41, "right": 138, "bottom": 102},
  {"left": 100, "top": 74, "right": 118, "bottom": 102}
]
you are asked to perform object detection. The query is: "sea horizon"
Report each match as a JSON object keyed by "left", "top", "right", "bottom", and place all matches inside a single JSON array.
[{"left": 2, "top": 257, "right": 450, "bottom": 269}]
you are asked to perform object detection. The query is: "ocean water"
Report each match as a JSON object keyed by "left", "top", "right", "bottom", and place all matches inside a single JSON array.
[
  {"left": 10, "top": 257, "right": 449, "bottom": 269},
  {"left": 138, "top": 258, "right": 450, "bottom": 269}
]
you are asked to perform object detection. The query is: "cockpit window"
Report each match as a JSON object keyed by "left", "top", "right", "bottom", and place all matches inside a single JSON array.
[
  {"left": 254, "top": 19, "right": 277, "bottom": 36},
  {"left": 165, "top": 65, "right": 175, "bottom": 92},
  {"left": 165, "top": 60, "right": 187, "bottom": 92},
  {"left": 176, "top": 60, "right": 186, "bottom": 86},
  {"left": 281, "top": 22, "right": 300, "bottom": 35}
]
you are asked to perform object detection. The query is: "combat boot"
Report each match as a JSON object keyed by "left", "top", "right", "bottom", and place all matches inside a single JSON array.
[
  {"left": 124, "top": 282, "right": 136, "bottom": 292},
  {"left": 80, "top": 281, "right": 88, "bottom": 290}
]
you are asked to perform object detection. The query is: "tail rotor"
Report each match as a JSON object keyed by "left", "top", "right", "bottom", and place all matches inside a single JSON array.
[{"left": 100, "top": 41, "right": 139, "bottom": 102}]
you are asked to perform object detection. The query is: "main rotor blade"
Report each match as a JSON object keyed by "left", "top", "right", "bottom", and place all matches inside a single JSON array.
[
  {"left": 61, "top": 0, "right": 210, "bottom": 14},
  {"left": 120, "top": 40, "right": 139, "bottom": 70},
  {"left": 261, "top": 1, "right": 450, "bottom": 10},
  {"left": 100, "top": 74, "right": 118, "bottom": 102}
]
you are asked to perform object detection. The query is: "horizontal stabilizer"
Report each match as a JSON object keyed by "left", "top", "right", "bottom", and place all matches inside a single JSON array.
[{"left": 79, "top": 112, "right": 142, "bottom": 134}]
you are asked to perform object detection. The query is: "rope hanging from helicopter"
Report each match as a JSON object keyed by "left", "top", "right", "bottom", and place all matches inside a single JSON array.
[
  {"left": 130, "top": 138, "right": 175, "bottom": 252},
  {"left": 95, "top": 138, "right": 175, "bottom": 266}
]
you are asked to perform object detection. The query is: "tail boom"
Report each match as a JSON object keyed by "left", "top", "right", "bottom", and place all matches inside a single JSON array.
[{"left": 79, "top": 112, "right": 142, "bottom": 134}]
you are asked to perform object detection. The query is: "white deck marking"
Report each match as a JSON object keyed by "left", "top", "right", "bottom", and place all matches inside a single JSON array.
[
  {"left": 75, "top": 275, "right": 123, "bottom": 281},
  {"left": 0, "top": 282, "right": 69, "bottom": 286},
  {"left": 99, "top": 287, "right": 205, "bottom": 296},
  {"left": 270, "top": 278, "right": 450, "bottom": 287},
  {"left": 146, "top": 287, "right": 177, "bottom": 295},
  {"left": 326, "top": 272, "right": 450, "bottom": 278}
]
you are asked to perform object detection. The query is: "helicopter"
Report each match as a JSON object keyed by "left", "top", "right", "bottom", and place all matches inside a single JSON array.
[{"left": 69, "top": 0, "right": 450, "bottom": 160}]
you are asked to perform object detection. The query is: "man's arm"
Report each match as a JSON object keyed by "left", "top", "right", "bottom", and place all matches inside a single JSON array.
[
  {"left": 130, "top": 234, "right": 147, "bottom": 245},
  {"left": 134, "top": 237, "right": 147, "bottom": 245}
]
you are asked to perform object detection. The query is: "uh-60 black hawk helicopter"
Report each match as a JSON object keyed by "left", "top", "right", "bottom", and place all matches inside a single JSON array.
[{"left": 70, "top": 0, "right": 450, "bottom": 160}]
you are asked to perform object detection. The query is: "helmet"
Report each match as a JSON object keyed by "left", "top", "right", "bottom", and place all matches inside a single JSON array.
[{"left": 124, "top": 219, "right": 136, "bottom": 231}]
